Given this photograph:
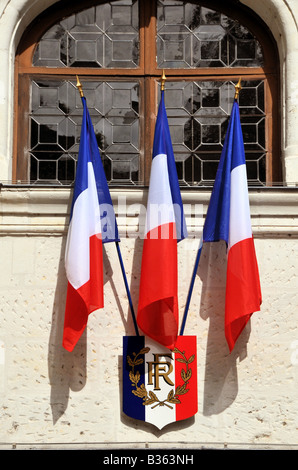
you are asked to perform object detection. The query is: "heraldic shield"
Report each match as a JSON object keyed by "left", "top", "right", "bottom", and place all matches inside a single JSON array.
[{"left": 123, "top": 336, "right": 198, "bottom": 430}]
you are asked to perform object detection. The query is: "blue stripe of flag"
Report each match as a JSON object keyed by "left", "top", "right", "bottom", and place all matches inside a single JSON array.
[
  {"left": 70, "top": 97, "right": 119, "bottom": 243},
  {"left": 203, "top": 101, "right": 245, "bottom": 244},
  {"left": 122, "top": 336, "right": 145, "bottom": 422}
]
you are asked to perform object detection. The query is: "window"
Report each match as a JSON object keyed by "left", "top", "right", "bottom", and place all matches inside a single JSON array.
[{"left": 14, "top": 0, "right": 280, "bottom": 186}]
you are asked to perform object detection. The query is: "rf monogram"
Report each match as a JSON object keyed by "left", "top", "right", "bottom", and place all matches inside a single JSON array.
[{"left": 147, "top": 353, "right": 174, "bottom": 390}]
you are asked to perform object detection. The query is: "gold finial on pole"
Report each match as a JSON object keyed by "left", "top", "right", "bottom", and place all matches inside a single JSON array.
[
  {"left": 234, "top": 77, "right": 242, "bottom": 101},
  {"left": 161, "top": 69, "right": 167, "bottom": 91},
  {"left": 76, "top": 75, "right": 84, "bottom": 98}
]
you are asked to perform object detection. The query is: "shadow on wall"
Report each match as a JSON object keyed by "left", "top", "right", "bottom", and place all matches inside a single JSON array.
[
  {"left": 47, "top": 229, "right": 143, "bottom": 425},
  {"left": 197, "top": 241, "right": 250, "bottom": 417},
  {"left": 47, "top": 234, "right": 82, "bottom": 425}
]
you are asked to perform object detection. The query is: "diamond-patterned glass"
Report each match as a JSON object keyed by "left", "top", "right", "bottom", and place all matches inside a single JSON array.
[
  {"left": 33, "top": 0, "right": 139, "bottom": 68},
  {"left": 162, "top": 80, "right": 266, "bottom": 186},
  {"left": 157, "top": 0, "right": 264, "bottom": 68},
  {"left": 29, "top": 80, "right": 140, "bottom": 184},
  {"left": 29, "top": 1, "right": 269, "bottom": 186}
]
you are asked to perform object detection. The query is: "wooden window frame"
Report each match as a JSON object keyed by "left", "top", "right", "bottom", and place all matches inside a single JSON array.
[{"left": 14, "top": 0, "right": 281, "bottom": 185}]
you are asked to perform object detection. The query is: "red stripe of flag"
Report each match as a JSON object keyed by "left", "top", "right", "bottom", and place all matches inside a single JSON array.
[
  {"left": 137, "top": 222, "right": 178, "bottom": 350},
  {"left": 63, "top": 234, "right": 103, "bottom": 351}
]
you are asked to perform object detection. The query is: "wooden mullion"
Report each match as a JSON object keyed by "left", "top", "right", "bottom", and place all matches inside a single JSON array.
[
  {"left": 143, "top": 77, "right": 157, "bottom": 185},
  {"left": 143, "top": 0, "right": 157, "bottom": 76},
  {"left": 14, "top": 74, "right": 30, "bottom": 182},
  {"left": 265, "top": 74, "right": 281, "bottom": 184},
  {"left": 138, "top": 0, "right": 145, "bottom": 73},
  {"left": 18, "top": 68, "right": 269, "bottom": 82},
  {"left": 18, "top": 67, "right": 146, "bottom": 77},
  {"left": 148, "top": 68, "right": 271, "bottom": 79}
]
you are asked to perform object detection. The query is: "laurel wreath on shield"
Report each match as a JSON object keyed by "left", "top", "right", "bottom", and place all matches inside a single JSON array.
[{"left": 127, "top": 346, "right": 195, "bottom": 409}]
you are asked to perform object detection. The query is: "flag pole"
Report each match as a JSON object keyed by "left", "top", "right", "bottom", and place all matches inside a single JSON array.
[
  {"left": 75, "top": 75, "right": 139, "bottom": 336},
  {"left": 115, "top": 242, "right": 139, "bottom": 336},
  {"left": 180, "top": 78, "right": 242, "bottom": 336},
  {"left": 180, "top": 240, "right": 202, "bottom": 335}
]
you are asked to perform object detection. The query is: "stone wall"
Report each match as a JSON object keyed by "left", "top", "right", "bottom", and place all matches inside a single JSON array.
[{"left": 0, "top": 187, "right": 297, "bottom": 449}]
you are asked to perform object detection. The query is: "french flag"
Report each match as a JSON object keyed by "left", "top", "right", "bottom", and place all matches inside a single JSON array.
[
  {"left": 203, "top": 100, "right": 262, "bottom": 351},
  {"left": 137, "top": 90, "right": 187, "bottom": 350},
  {"left": 63, "top": 97, "right": 119, "bottom": 352}
]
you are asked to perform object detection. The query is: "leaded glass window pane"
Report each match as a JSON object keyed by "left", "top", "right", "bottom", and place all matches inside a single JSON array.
[
  {"left": 162, "top": 80, "right": 266, "bottom": 186},
  {"left": 29, "top": 80, "right": 140, "bottom": 185},
  {"left": 157, "top": 0, "right": 264, "bottom": 68},
  {"left": 33, "top": 0, "right": 139, "bottom": 68}
]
